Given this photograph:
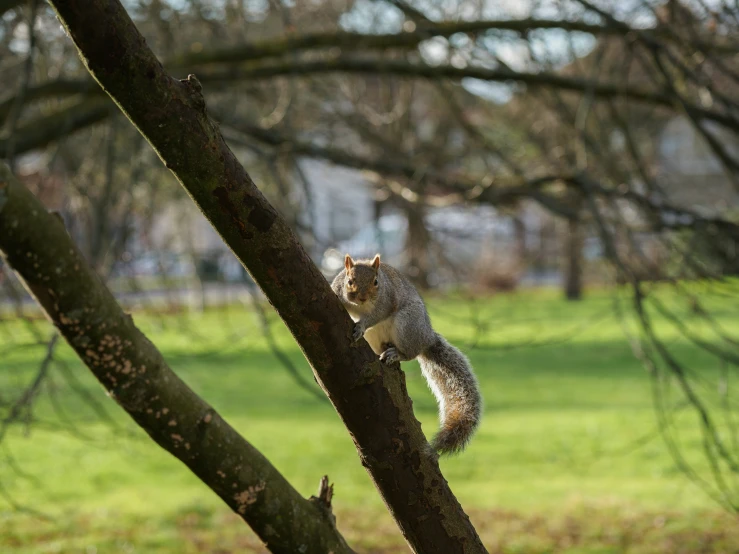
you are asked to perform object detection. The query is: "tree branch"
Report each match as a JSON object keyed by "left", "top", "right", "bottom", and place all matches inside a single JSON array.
[
  {"left": 220, "top": 118, "right": 577, "bottom": 218},
  {"left": 5, "top": 49, "right": 737, "bottom": 159},
  {"left": 0, "top": 97, "right": 113, "bottom": 157},
  {"left": 0, "top": 164, "right": 353, "bottom": 553},
  {"left": 168, "top": 18, "right": 638, "bottom": 67},
  {"left": 45, "top": 0, "right": 488, "bottom": 552},
  {"left": 204, "top": 58, "right": 734, "bottom": 131}
]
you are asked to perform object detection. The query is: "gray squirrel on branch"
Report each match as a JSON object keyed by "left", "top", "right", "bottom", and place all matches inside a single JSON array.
[{"left": 331, "top": 254, "right": 482, "bottom": 454}]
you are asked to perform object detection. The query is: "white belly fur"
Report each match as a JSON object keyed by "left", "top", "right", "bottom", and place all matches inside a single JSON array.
[
  {"left": 345, "top": 302, "right": 394, "bottom": 355},
  {"left": 363, "top": 319, "right": 395, "bottom": 355}
]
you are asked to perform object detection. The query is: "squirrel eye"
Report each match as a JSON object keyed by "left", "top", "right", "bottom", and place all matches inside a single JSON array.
[
  {"left": 374, "top": 279, "right": 378, "bottom": 286},
  {"left": 347, "top": 279, "right": 354, "bottom": 286}
]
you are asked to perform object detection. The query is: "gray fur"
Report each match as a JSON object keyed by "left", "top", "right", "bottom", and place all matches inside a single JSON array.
[
  {"left": 420, "top": 334, "right": 482, "bottom": 454},
  {"left": 332, "top": 256, "right": 482, "bottom": 455}
]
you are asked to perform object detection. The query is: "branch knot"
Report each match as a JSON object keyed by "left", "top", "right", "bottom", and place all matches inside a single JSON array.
[{"left": 180, "top": 74, "right": 206, "bottom": 112}]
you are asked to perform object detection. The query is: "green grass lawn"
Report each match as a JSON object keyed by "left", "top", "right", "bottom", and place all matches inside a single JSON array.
[{"left": 1, "top": 287, "right": 738, "bottom": 553}]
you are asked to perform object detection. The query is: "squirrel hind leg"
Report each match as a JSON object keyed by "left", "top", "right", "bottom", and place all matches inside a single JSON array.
[{"left": 379, "top": 346, "right": 401, "bottom": 365}]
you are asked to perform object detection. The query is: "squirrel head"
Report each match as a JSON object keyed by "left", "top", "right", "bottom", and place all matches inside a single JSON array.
[{"left": 343, "top": 254, "right": 381, "bottom": 305}]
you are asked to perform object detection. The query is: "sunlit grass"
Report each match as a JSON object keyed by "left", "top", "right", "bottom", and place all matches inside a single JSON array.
[{"left": 1, "top": 286, "right": 738, "bottom": 552}]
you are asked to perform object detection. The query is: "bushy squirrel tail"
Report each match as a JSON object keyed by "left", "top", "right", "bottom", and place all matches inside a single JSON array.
[{"left": 418, "top": 333, "right": 482, "bottom": 455}]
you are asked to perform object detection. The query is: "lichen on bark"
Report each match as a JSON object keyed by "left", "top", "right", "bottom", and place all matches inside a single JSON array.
[{"left": 0, "top": 163, "right": 353, "bottom": 554}]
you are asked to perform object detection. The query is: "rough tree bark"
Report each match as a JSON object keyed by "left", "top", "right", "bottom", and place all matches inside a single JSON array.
[
  {"left": 0, "top": 164, "right": 353, "bottom": 554},
  {"left": 46, "top": 1, "right": 487, "bottom": 553}
]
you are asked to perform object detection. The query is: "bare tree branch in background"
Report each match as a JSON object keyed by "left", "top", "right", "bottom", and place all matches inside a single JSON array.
[{"left": 2, "top": 0, "right": 38, "bottom": 170}]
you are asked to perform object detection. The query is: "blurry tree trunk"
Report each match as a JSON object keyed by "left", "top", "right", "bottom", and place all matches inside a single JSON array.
[
  {"left": 0, "top": 164, "right": 353, "bottom": 554},
  {"left": 88, "top": 120, "right": 117, "bottom": 270},
  {"left": 372, "top": 192, "right": 385, "bottom": 251},
  {"left": 564, "top": 216, "right": 584, "bottom": 301},
  {"left": 513, "top": 215, "right": 527, "bottom": 266},
  {"left": 187, "top": 248, "right": 208, "bottom": 313},
  {"left": 373, "top": 192, "right": 383, "bottom": 227},
  {"left": 403, "top": 194, "right": 431, "bottom": 289},
  {"left": 44, "top": 1, "right": 487, "bottom": 552},
  {"left": 533, "top": 220, "right": 552, "bottom": 285}
]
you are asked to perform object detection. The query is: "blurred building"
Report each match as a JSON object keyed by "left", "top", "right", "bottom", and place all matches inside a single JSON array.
[{"left": 657, "top": 118, "right": 739, "bottom": 215}]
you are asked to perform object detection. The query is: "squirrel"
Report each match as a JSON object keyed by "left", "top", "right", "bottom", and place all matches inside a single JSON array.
[{"left": 331, "top": 253, "right": 482, "bottom": 455}]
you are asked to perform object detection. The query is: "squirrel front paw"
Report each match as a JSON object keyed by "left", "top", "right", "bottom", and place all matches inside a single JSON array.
[
  {"left": 351, "top": 322, "right": 365, "bottom": 343},
  {"left": 379, "top": 347, "right": 401, "bottom": 365}
]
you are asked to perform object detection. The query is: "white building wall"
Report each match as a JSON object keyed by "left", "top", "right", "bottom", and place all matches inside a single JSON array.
[{"left": 297, "top": 157, "right": 376, "bottom": 250}]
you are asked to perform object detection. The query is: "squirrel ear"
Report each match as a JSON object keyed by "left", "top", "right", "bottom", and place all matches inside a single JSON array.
[
  {"left": 371, "top": 254, "right": 381, "bottom": 270},
  {"left": 344, "top": 254, "right": 355, "bottom": 270}
]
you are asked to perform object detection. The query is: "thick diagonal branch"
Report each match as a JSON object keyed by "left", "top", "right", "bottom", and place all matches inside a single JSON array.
[
  {"left": 0, "top": 165, "right": 353, "bottom": 554},
  {"left": 46, "top": 0, "right": 488, "bottom": 552}
]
